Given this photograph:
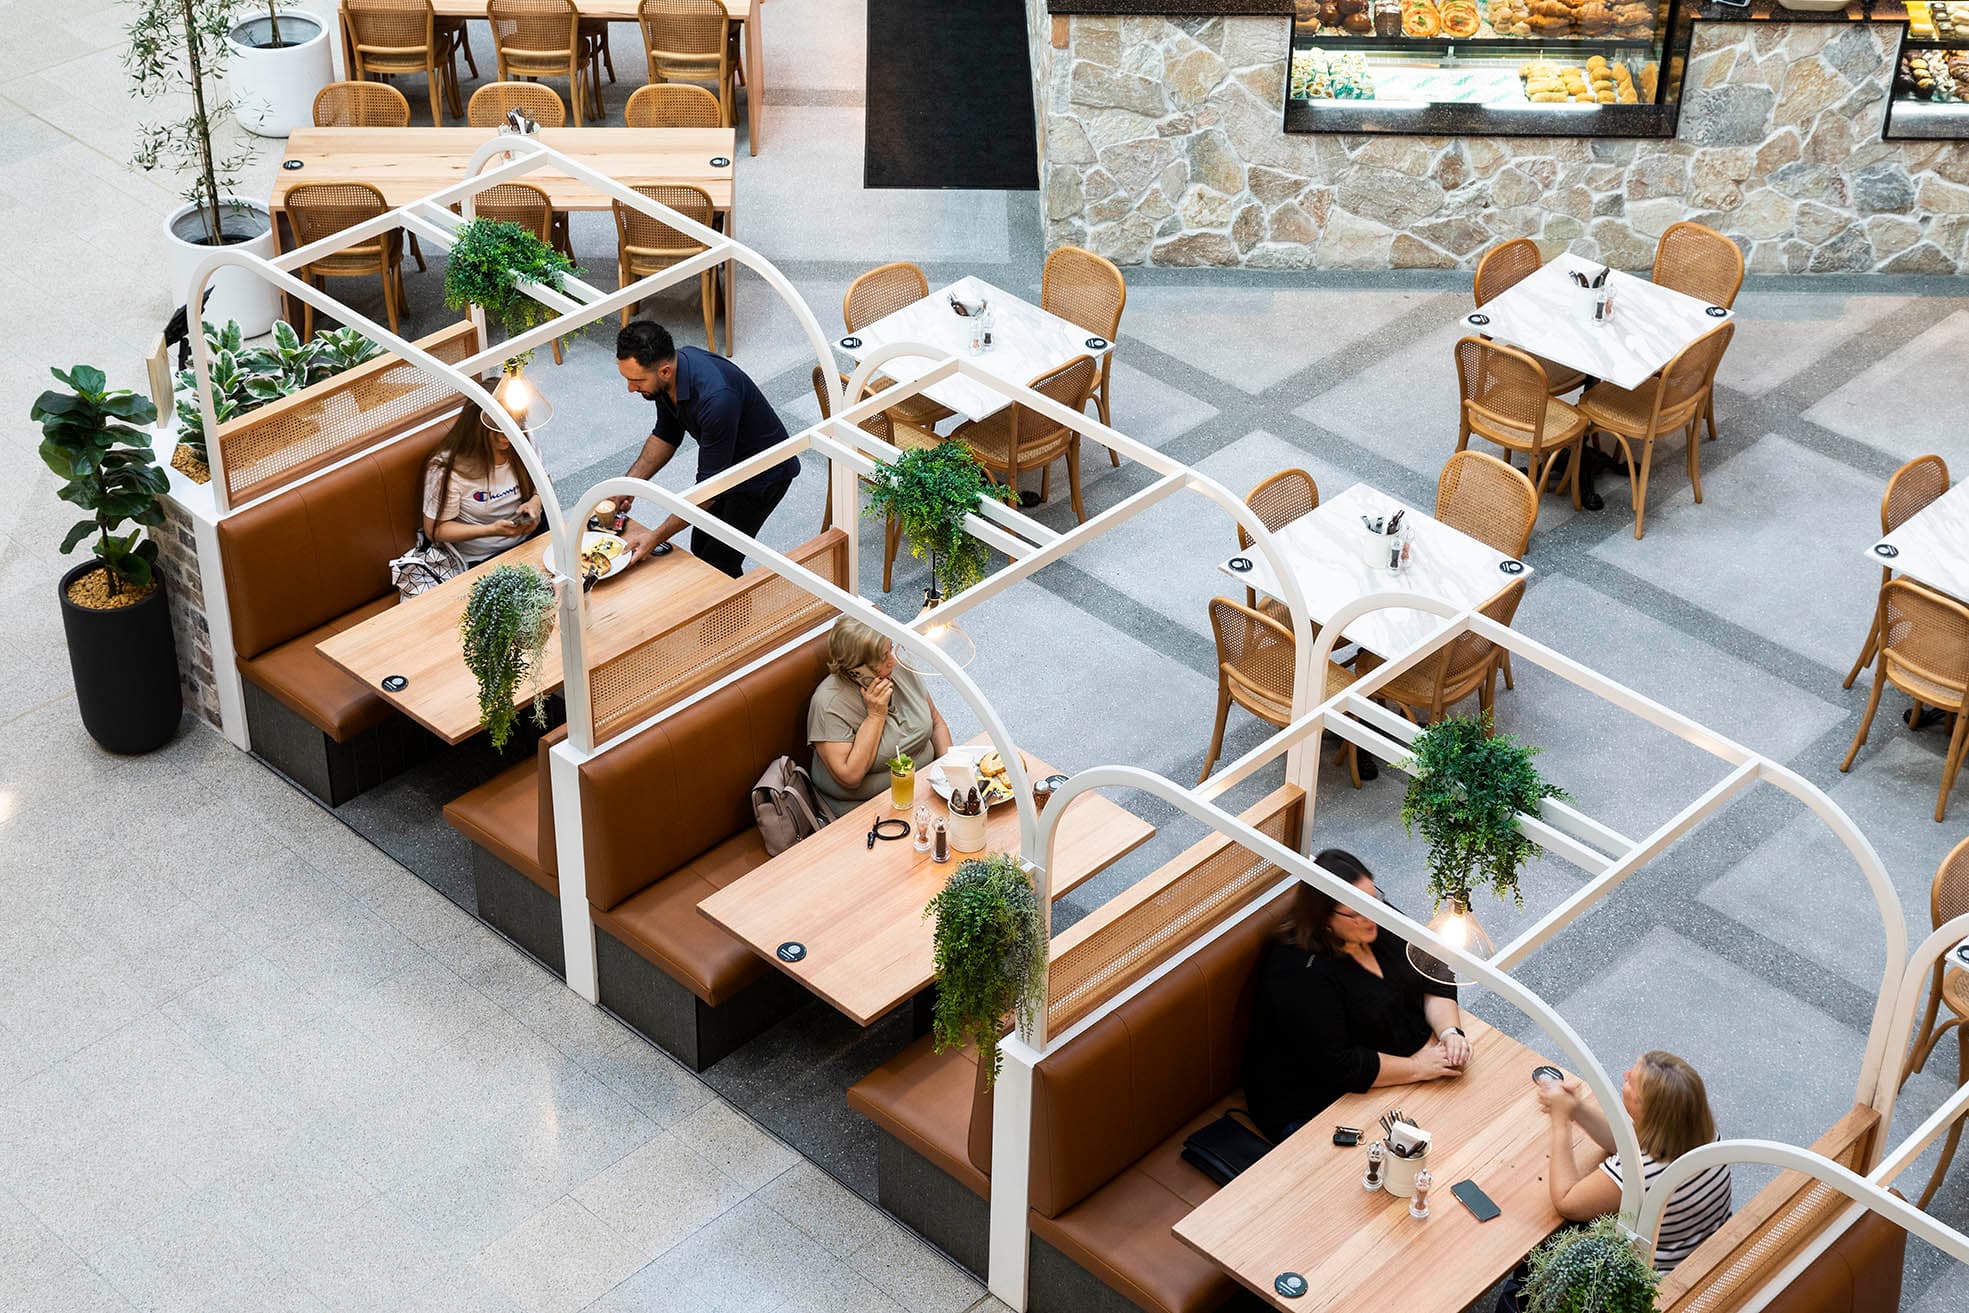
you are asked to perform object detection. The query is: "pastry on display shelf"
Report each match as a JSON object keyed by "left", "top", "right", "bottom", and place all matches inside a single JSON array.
[
  {"left": 1908, "top": 2, "right": 1962, "bottom": 41},
  {"left": 1522, "top": 55, "right": 1639, "bottom": 103},
  {"left": 1291, "top": 46, "right": 1377, "bottom": 99},
  {"left": 1489, "top": 0, "right": 1535, "bottom": 35},
  {"left": 1439, "top": 0, "right": 1483, "bottom": 37}
]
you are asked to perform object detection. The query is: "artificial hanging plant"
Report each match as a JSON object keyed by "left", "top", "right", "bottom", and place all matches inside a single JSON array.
[
  {"left": 863, "top": 442, "right": 1017, "bottom": 597},
  {"left": 444, "top": 218, "right": 580, "bottom": 340},
  {"left": 1521, "top": 1217, "right": 1660, "bottom": 1313},
  {"left": 460, "top": 564, "right": 557, "bottom": 751},
  {"left": 1401, "top": 711, "right": 1567, "bottom": 912},
  {"left": 923, "top": 852, "right": 1046, "bottom": 1086},
  {"left": 31, "top": 366, "right": 169, "bottom": 605}
]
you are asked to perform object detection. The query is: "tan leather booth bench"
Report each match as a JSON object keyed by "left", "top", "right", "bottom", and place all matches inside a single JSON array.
[
  {"left": 216, "top": 425, "right": 448, "bottom": 803},
  {"left": 849, "top": 891, "right": 1294, "bottom": 1313},
  {"left": 443, "top": 724, "right": 567, "bottom": 974},
  {"left": 445, "top": 636, "right": 829, "bottom": 1069}
]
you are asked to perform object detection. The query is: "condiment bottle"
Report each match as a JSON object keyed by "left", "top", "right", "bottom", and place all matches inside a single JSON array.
[
  {"left": 1409, "top": 1169, "right": 1432, "bottom": 1219},
  {"left": 1362, "top": 1141, "right": 1384, "bottom": 1192},
  {"left": 932, "top": 820, "right": 949, "bottom": 864},
  {"left": 913, "top": 803, "right": 932, "bottom": 853}
]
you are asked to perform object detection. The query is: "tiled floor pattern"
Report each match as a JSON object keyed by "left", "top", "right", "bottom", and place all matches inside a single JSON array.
[{"left": 1, "top": 0, "right": 1968, "bottom": 1309}]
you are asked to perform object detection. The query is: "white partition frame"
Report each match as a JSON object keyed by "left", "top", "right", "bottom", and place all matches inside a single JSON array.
[{"left": 185, "top": 141, "right": 1969, "bottom": 1312}]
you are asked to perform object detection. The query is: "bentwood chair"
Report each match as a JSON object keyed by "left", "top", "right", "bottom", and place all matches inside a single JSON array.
[
  {"left": 342, "top": 0, "right": 462, "bottom": 124},
  {"left": 1236, "top": 468, "right": 1318, "bottom": 612},
  {"left": 312, "top": 80, "right": 412, "bottom": 126},
  {"left": 1041, "top": 246, "right": 1127, "bottom": 465},
  {"left": 467, "top": 79, "right": 568, "bottom": 129},
  {"left": 1454, "top": 337, "right": 1588, "bottom": 511},
  {"left": 1903, "top": 836, "right": 1969, "bottom": 1207},
  {"left": 1200, "top": 598, "right": 1361, "bottom": 787},
  {"left": 843, "top": 262, "right": 955, "bottom": 429},
  {"left": 488, "top": 0, "right": 602, "bottom": 122},
  {"left": 1841, "top": 579, "right": 1969, "bottom": 822},
  {"left": 1357, "top": 581, "right": 1525, "bottom": 724},
  {"left": 614, "top": 184, "right": 719, "bottom": 350},
  {"left": 1844, "top": 455, "right": 1950, "bottom": 689},
  {"left": 638, "top": 0, "right": 736, "bottom": 128},
  {"left": 465, "top": 183, "right": 565, "bottom": 363},
  {"left": 1435, "top": 450, "right": 1538, "bottom": 691},
  {"left": 286, "top": 182, "right": 409, "bottom": 336},
  {"left": 1576, "top": 323, "right": 1732, "bottom": 539},
  {"left": 625, "top": 83, "right": 723, "bottom": 127},
  {"left": 812, "top": 367, "right": 941, "bottom": 590},
  {"left": 950, "top": 356, "right": 1100, "bottom": 523},
  {"left": 1472, "top": 239, "right": 1587, "bottom": 396},
  {"left": 1652, "top": 222, "right": 1745, "bottom": 443}
]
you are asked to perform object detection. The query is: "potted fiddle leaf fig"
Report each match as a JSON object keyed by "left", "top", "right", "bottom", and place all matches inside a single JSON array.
[
  {"left": 1521, "top": 1217, "right": 1660, "bottom": 1313},
  {"left": 924, "top": 852, "right": 1046, "bottom": 1086},
  {"left": 224, "top": 3, "right": 333, "bottom": 138},
  {"left": 864, "top": 441, "right": 1016, "bottom": 600},
  {"left": 31, "top": 366, "right": 183, "bottom": 754},
  {"left": 460, "top": 563, "right": 557, "bottom": 750}
]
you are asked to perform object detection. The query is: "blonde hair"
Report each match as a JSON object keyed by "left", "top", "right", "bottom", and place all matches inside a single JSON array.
[
  {"left": 1633, "top": 1050, "right": 1717, "bottom": 1161},
  {"left": 826, "top": 616, "right": 890, "bottom": 678}
]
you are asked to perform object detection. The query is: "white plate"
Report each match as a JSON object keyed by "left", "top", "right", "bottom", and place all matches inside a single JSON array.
[
  {"left": 554, "top": 530, "right": 631, "bottom": 582},
  {"left": 927, "top": 746, "right": 1019, "bottom": 808}
]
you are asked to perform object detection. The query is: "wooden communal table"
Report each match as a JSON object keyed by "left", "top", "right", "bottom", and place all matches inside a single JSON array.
[
  {"left": 698, "top": 743, "right": 1156, "bottom": 1026},
  {"left": 1174, "top": 1018, "right": 1583, "bottom": 1313},
  {"left": 316, "top": 528, "right": 730, "bottom": 744}
]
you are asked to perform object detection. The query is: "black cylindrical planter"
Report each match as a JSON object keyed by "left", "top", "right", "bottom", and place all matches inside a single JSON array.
[{"left": 59, "top": 560, "right": 183, "bottom": 755}]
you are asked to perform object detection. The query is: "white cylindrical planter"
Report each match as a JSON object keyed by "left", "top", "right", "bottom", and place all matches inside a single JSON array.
[
  {"left": 226, "top": 12, "right": 333, "bottom": 138},
  {"left": 164, "top": 199, "right": 282, "bottom": 338}
]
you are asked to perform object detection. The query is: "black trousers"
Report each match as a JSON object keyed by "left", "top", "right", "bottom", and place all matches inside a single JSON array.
[{"left": 694, "top": 475, "right": 793, "bottom": 578}]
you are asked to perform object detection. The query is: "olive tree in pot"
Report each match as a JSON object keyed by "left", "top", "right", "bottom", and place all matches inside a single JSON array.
[
  {"left": 1521, "top": 1216, "right": 1660, "bottom": 1313},
  {"left": 30, "top": 367, "right": 183, "bottom": 755},
  {"left": 225, "top": 3, "right": 334, "bottom": 138},
  {"left": 924, "top": 851, "right": 1046, "bottom": 1086},
  {"left": 128, "top": 0, "right": 281, "bottom": 335}
]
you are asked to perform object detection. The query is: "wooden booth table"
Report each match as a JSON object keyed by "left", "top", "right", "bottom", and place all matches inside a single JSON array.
[
  {"left": 316, "top": 529, "right": 730, "bottom": 744},
  {"left": 698, "top": 743, "right": 1155, "bottom": 1026},
  {"left": 1462, "top": 250, "right": 1732, "bottom": 392},
  {"left": 1216, "top": 482, "right": 1532, "bottom": 660},
  {"left": 836, "top": 275, "right": 1116, "bottom": 424},
  {"left": 1869, "top": 480, "right": 1969, "bottom": 604},
  {"left": 1174, "top": 1018, "right": 1583, "bottom": 1313}
]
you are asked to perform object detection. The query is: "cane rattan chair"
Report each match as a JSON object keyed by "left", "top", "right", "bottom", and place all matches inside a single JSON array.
[
  {"left": 1236, "top": 468, "right": 1318, "bottom": 612},
  {"left": 1652, "top": 222, "right": 1744, "bottom": 443},
  {"left": 1357, "top": 580, "right": 1525, "bottom": 723},
  {"left": 286, "top": 182, "right": 408, "bottom": 336},
  {"left": 1844, "top": 454, "right": 1951, "bottom": 690},
  {"left": 1902, "top": 835, "right": 1969, "bottom": 1207},
  {"left": 812, "top": 366, "right": 941, "bottom": 589},
  {"left": 312, "top": 80, "right": 412, "bottom": 126},
  {"left": 1041, "top": 246, "right": 1127, "bottom": 466},
  {"left": 613, "top": 183, "right": 719, "bottom": 350},
  {"left": 467, "top": 80, "right": 568, "bottom": 128},
  {"left": 625, "top": 82, "right": 723, "bottom": 127},
  {"left": 638, "top": 0, "right": 736, "bottom": 127},
  {"left": 842, "top": 262, "right": 954, "bottom": 430},
  {"left": 488, "top": 0, "right": 601, "bottom": 122},
  {"left": 949, "top": 356, "right": 1099, "bottom": 524},
  {"left": 1841, "top": 579, "right": 1969, "bottom": 822},
  {"left": 1472, "top": 239, "right": 1587, "bottom": 395},
  {"left": 1455, "top": 337, "right": 1588, "bottom": 511},
  {"left": 1435, "top": 450, "right": 1537, "bottom": 693},
  {"left": 342, "top": 0, "right": 462, "bottom": 124},
  {"left": 1576, "top": 323, "right": 1732, "bottom": 540},
  {"left": 1200, "top": 598, "right": 1362, "bottom": 788}
]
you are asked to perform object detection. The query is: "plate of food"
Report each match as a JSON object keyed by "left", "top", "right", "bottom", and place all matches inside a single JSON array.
[
  {"left": 556, "top": 530, "right": 631, "bottom": 585},
  {"left": 928, "top": 746, "right": 1021, "bottom": 808}
]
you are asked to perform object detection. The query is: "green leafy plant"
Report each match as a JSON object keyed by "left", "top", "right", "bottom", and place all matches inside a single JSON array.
[
  {"left": 924, "top": 852, "right": 1045, "bottom": 1085},
  {"left": 1401, "top": 711, "right": 1567, "bottom": 910},
  {"left": 30, "top": 367, "right": 169, "bottom": 598},
  {"left": 172, "top": 318, "right": 381, "bottom": 468},
  {"left": 1522, "top": 1217, "right": 1660, "bottom": 1313},
  {"left": 313, "top": 327, "right": 385, "bottom": 376},
  {"left": 443, "top": 218, "right": 580, "bottom": 339},
  {"left": 127, "top": 0, "right": 261, "bottom": 247},
  {"left": 460, "top": 564, "right": 557, "bottom": 750},
  {"left": 888, "top": 749, "right": 913, "bottom": 774},
  {"left": 863, "top": 442, "right": 1016, "bottom": 597}
]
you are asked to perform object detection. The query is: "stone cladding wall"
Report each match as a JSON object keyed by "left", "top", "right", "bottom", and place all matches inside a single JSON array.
[{"left": 1030, "top": 10, "right": 1969, "bottom": 272}]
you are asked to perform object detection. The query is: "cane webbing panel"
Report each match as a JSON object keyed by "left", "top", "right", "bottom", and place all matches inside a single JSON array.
[
  {"left": 587, "top": 529, "right": 848, "bottom": 743},
  {"left": 219, "top": 321, "right": 480, "bottom": 506},
  {"left": 1046, "top": 786, "right": 1305, "bottom": 1035}
]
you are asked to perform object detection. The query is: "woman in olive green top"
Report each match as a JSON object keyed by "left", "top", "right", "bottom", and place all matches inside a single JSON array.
[{"left": 808, "top": 617, "right": 953, "bottom": 818}]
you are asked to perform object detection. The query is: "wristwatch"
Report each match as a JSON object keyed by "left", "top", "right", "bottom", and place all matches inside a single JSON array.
[{"left": 1439, "top": 1026, "right": 1466, "bottom": 1040}]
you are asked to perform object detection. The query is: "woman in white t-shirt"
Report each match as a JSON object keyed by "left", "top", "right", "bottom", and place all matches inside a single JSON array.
[
  {"left": 1537, "top": 1050, "right": 1733, "bottom": 1273},
  {"left": 422, "top": 411, "right": 543, "bottom": 566}
]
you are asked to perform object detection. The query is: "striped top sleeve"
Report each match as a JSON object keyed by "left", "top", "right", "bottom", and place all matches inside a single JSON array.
[{"left": 1601, "top": 1150, "right": 1734, "bottom": 1273}]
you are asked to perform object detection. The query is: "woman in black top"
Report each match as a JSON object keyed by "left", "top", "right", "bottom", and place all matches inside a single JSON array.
[{"left": 1244, "top": 849, "right": 1474, "bottom": 1142}]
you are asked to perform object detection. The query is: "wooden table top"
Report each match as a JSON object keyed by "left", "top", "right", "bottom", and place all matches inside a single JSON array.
[
  {"left": 1174, "top": 1018, "right": 1582, "bottom": 1313},
  {"left": 697, "top": 743, "right": 1157, "bottom": 1026},
  {"left": 271, "top": 128, "right": 736, "bottom": 213},
  {"left": 432, "top": 0, "right": 755, "bottom": 21},
  {"left": 316, "top": 528, "right": 730, "bottom": 744}
]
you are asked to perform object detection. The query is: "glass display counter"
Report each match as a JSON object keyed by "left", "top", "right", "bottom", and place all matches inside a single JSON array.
[{"left": 1887, "top": 2, "right": 1969, "bottom": 137}]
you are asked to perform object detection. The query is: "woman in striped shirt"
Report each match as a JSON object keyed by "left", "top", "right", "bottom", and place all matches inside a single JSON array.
[{"left": 1538, "top": 1050, "right": 1734, "bottom": 1273}]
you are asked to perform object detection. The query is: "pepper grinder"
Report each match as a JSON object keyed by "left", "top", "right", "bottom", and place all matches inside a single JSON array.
[
  {"left": 1362, "top": 1141, "right": 1385, "bottom": 1192},
  {"left": 913, "top": 803, "right": 932, "bottom": 853},
  {"left": 1409, "top": 1168, "right": 1432, "bottom": 1219},
  {"left": 931, "top": 819, "right": 950, "bottom": 864}
]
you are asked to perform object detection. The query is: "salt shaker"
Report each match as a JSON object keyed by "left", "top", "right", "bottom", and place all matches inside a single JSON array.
[
  {"left": 1409, "top": 1168, "right": 1433, "bottom": 1219},
  {"left": 1362, "top": 1140, "right": 1385, "bottom": 1192},
  {"left": 913, "top": 803, "right": 932, "bottom": 853},
  {"left": 932, "top": 820, "right": 950, "bottom": 864}
]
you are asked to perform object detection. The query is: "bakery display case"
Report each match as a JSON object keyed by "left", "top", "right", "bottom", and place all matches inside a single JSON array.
[
  {"left": 1285, "top": 0, "right": 1694, "bottom": 135},
  {"left": 1886, "top": 2, "right": 1969, "bottom": 138}
]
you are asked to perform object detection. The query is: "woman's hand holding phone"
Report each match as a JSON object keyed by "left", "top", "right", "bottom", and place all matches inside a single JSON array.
[{"left": 861, "top": 676, "right": 894, "bottom": 721}]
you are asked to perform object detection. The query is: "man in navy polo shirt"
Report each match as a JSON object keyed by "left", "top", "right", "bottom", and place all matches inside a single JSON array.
[{"left": 613, "top": 320, "right": 799, "bottom": 577}]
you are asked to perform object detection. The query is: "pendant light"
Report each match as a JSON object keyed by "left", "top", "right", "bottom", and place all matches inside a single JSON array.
[{"left": 1406, "top": 897, "right": 1496, "bottom": 988}]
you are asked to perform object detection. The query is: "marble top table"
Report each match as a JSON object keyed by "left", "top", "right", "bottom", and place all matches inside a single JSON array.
[
  {"left": 1870, "top": 481, "right": 1969, "bottom": 605},
  {"left": 836, "top": 275, "right": 1114, "bottom": 423},
  {"left": 1463, "top": 251, "right": 1733, "bottom": 391},
  {"left": 1215, "top": 482, "right": 1532, "bottom": 659}
]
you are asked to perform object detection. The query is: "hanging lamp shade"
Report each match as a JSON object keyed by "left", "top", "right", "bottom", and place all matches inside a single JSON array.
[{"left": 1406, "top": 897, "right": 1496, "bottom": 988}]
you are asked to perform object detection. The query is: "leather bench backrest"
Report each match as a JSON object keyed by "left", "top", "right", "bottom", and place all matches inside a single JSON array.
[
  {"left": 1762, "top": 1202, "right": 1905, "bottom": 1313},
  {"left": 578, "top": 636, "right": 830, "bottom": 912},
  {"left": 969, "top": 890, "right": 1292, "bottom": 1218},
  {"left": 217, "top": 424, "right": 448, "bottom": 660},
  {"left": 537, "top": 723, "right": 567, "bottom": 875}
]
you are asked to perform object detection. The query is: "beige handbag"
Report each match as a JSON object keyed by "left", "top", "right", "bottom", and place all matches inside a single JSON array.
[{"left": 752, "top": 755, "right": 830, "bottom": 856}]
